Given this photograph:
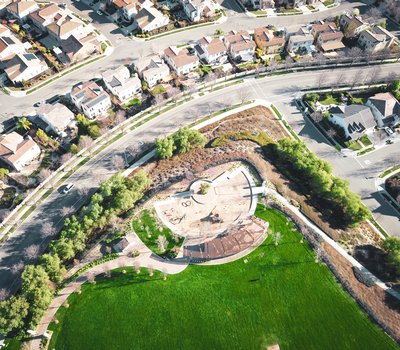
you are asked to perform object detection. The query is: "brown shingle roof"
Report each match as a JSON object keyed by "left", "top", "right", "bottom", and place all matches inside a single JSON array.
[
  {"left": 164, "top": 46, "right": 199, "bottom": 68},
  {"left": 198, "top": 36, "right": 226, "bottom": 55}
]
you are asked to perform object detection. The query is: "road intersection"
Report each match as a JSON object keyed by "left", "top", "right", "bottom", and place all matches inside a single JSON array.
[{"left": 0, "top": 0, "right": 399, "bottom": 294}]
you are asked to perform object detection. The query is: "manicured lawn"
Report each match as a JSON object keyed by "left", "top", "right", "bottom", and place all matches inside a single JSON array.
[
  {"left": 131, "top": 209, "right": 183, "bottom": 258},
  {"left": 151, "top": 85, "right": 166, "bottom": 96},
  {"left": 359, "top": 134, "right": 373, "bottom": 147},
  {"left": 122, "top": 98, "right": 141, "bottom": 109},
  {"left": 319, "top": 94, "right": 339, "bottom": 106},
  {"left": 48, "top": 206, "right": 398, "bottom": 350},
  {"left": 345, "top": 140, "right": 362, "bottom": 151}
]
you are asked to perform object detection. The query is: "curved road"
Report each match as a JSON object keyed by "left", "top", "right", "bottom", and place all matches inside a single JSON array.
[
  {"left": 0, "top": 0, "right": 369, "bottom": 124},
  {"left": 1, "top": 64, "right": 400, "bottom": 294}
]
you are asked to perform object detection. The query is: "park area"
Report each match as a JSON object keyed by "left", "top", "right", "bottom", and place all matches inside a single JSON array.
[{"left": 47, "top": 206, "right": 398, "bottom": 350}]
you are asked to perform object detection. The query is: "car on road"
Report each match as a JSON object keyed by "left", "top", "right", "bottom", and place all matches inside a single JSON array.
[
  {"left": 97, "top": 10, "right": 102, "bottom": 15},
  {"left": 384, "top": 127, "right": 394, "bottom": 136},
  {"left": 386, "top": 139, "right": 394, "bottom": 144},
  {"left": 63, "top": 183, "right": 74, "bottom": 194}
]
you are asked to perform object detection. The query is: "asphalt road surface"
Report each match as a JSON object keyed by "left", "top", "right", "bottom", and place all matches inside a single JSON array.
[{"left": 1, "top": 64, "right": 400, "bottom": 294}]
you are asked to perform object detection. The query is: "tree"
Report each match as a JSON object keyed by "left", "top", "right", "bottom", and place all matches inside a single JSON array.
[
  {"left": 78, "top": 135, "right": 94, "bottom": 152},
  {"left": 21, "top": 265, "right": 53, "bottom": 327},
  {"left": 41, "top": 222, "right": 56, "bottom": 239},
  {"left": 70, "top": 143, "right": 79, "bottom": 154},
  {"left": 40, "top": 254, "right": 66, "bottom": 283},
  {"left": 156, "top": 136, "right": 175, "bottom": 159},
  {"left": 383, "top": 237, "right": 400, "bottom": 271},
  {"left": 112, "top": 154, "right": 125, "bottom": 170},
  {"left": 237, "top": 86, "right": 251, "bottom": 104},
  {"left": 154, "top": 94, "right": 165, "bottom": 112},
  {"left": 88, "top": 124, "right": 101, "bottom": 139},
  {"left": 17, "top": 117, "right": 32, "bottom": 131},
  {"left": 0, "top": 296, "right": 29, "bottom": 335},
  {"left": 0, "top": 168, "right": 9, "bottom": 180},
  {"left": 214, "top": 28, "right": 224, "bottom": 36},
  {"left": 10, "top": 261, "right": 24, "bottom": 275},
  {"left": 173, "top": 128, "right": 206, "bottom": 154},
  {"left": 61, "top": 206, "right": 74, "bottom": 217},
  {"left": 24, "top": 244, "right": 40, "bottom": 261},
  {"left": 157, "top": 235, "right": 168, "bottom": 253},
  {"left": 38, "top": 168, "right": 53, "bottom": 184}
]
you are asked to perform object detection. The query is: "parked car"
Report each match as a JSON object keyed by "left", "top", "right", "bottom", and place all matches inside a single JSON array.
[
  {"left": 384, "top": 127, "right": 394, "bottom": 136},
  {"left": 386, "top": 139, "right": 394, "bottom": 144}
]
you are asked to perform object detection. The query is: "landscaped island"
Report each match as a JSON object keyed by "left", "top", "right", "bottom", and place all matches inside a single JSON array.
[{"left": 47, "top": 206, "right": 398, "bottom": 350}]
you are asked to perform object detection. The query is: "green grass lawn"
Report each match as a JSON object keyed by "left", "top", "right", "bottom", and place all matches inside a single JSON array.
[
  {"left": 345, "top": 140, "right": 362, "bottom": 151},
  {"left": 122, "top": 98, "right": 141, "bottom": 109},
  {"left": 131, "top": 209, "right": 183, "bottom": 258},
  {"left": 359, "top": 134, "right": 373, "bottom": 147},
  {"left": 319, "top": 94, "right": 339, "bottom": 106},
  {"left": 47, "top": 206, "right": 398, "bottom": 350}
]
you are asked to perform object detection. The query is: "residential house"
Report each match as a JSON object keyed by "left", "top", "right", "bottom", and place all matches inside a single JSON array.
[
  {"left": 253, "top": 27, "right": 285, "bottom": 54},
  {"left": 223, "top": 30, "right": 256, "bottom": 61},
  {"left": 358, "top": 26, "right": 396, "bottom": 53},
  {"left": 339, "top": 13, "right": 370, "bottom": 37},
  {"left": 61, "top": 33, "right": 100, "bottom": 63},
  {"left": 102, "top": 65, "right": 141, "bottom": 102},
  {"left": 366, "top": 92, "right": 400, "bottom": 128},
  {"left": 35, "top": 103, "right": 76, "bottom": 137},
  {"left": 0, "top": 24, "right": 11, "bottom": 37},
  {"left": 311, "top": 21, "right": 344, "bottom": 52},
  {"left": 0, "top": 131, "right": 40, "bottom": 171},
  {"left": 111, "top": 0, "right": 153, "bottom": 20},
  {"left": 3, "top": 52, "right": 48, "bottom": 84},
  {"left": 71, "top": 81, "right": 111, "bottom": 119},
  {"left": 134, "top": 6, "right": 169, "bottom": 33},
  {"left": 181, "top": 0, "right": 215, "bottom": 22},
  {"left": 134, "top": 54, "right": 170, "bottom": 88},
  {"left": 0, "top": 34, "right": 25, "bottom": 60},
  {"left": 29, "top": 3, "right": 86, "bottom": 42},
  {"left": 6, "top": 0, "right": 38, "bottom": 22},
  {"left": 163, "top": 46, "right": 199, "bottom": 75},
  {"left": 0, "top": 0, "right": 12, "bottom": 15},
  {"left": 250, "top": 0, "right": 275, "bottom": 11},
  {"left": 287, "top": 27, "right": 315, "bottom": 54},
  {"left": 328, "top": 104, "right": 376, "bottom": 140},
  {"left": 195, "top": 36, "right": 227, "bottom": 65}
]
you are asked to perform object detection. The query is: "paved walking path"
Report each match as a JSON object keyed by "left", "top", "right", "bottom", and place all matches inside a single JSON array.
[{"left": 29, "top": 234, "right": 188, "bottom": 350}]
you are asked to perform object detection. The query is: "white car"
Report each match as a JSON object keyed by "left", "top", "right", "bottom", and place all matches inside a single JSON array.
[
  {"left": 63, "top": 183, "right": 74, "bottom": 194},
  {"left": 97, "top": 10, "right": 102, "bottom": 15}
]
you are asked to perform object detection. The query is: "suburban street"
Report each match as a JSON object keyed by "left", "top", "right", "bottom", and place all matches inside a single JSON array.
[
  {"left": 0, "top": 0, "right": 369, "bottom": 124},
  {"left": 1, "top": 64, "right": 400, "bottom": 294},
  {"left": 0, "top": 0, "right": 399, "bottom": 293}
]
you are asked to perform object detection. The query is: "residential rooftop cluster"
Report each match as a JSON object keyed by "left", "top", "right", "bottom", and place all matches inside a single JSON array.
[{"left": 0, "top": 1, "right": 104, "bottom": 87}]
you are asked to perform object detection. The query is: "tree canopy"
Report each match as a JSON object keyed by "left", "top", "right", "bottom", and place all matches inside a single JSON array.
[{"left": 273, "top": 139, "right": 370, "bottom": 226}]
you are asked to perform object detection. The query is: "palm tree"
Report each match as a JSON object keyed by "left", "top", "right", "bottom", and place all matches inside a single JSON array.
[{"left": 17, "top": 117, "right": 31, "bottom": 131}]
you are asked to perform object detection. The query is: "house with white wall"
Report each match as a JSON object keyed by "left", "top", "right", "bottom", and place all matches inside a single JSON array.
[
  {"left": 6, "top": 0, "right": 38, "bottom": 22},
  {"left": 3, "top": 52, "right": 48, "bottom": 84},
  {"left": 0, "top": 34, "right": 26, "bottom": 60},
  {"left": 71, "top": 81, "right": 111, "bottom": 119},
  {"left": 366, "top": 92, "right": 400, "bottom": 128},
  {"left": 287, "top": 27, "right": 315, "bottom": 54},
  {"left": 223, "top": 30, "right": 256, "bottom": 61},
  {"left": 328, "top": 105, "right": 376, "bottom": 140},
  {"left": 181, "top": 0, "right": 214, "bottom": 22},
  {"left": 0, "top": 131, "right": 41, "bottom": 171},
  {"left": 35, "top": 103, "right": 76, "bottom": 137},
  {"left": 102, "top": 65, "right": 142, "bottom": 102},
  {"left": 358, "top": 26, "right": 396, "bottom": 53},
  {"left": 163, "top": 46, "right": 199, "bottom": 75},
  {"left": 134, "top": 54, "right": 170, "bottom": 88},
  {"left": 134, "top": 6, "right": 169, "bottom": 33},
  {"left": 195, "top": 36, "right": 227, "bottom": 65}
]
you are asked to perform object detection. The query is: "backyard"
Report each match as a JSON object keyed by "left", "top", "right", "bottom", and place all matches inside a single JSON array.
[{"left": 47, "top": 206, "right": 398, "bottom": 350}]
